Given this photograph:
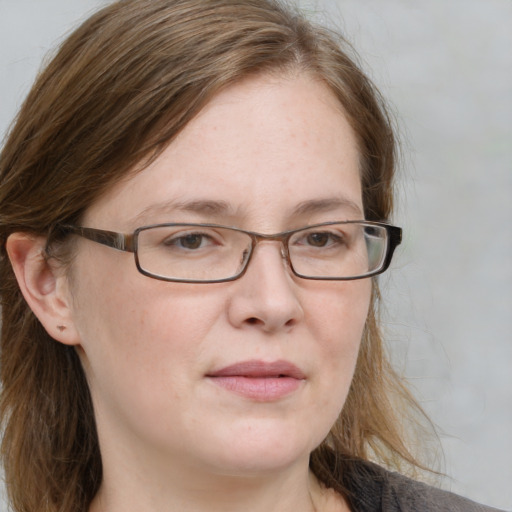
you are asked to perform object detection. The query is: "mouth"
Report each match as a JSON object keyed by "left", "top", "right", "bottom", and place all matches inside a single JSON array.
[
  {"left": 206, "top": 360, "right": 306, "bottom": 401},
  {"left": 207, "top": 360, "right": 306, "bottom": 379}
]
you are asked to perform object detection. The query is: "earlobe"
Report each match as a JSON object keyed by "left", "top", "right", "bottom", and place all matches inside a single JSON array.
[{"left": 5, "top": 232, "right": 81, "bottom": 346}]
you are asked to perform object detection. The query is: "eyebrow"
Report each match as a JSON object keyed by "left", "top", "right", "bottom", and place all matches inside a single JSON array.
[
  {"left": 131, "top": 199, "right": 236, "bottom": 225},
  {"left": 291, "top": 197, "right": 363, "bottom": 217},
  {"left": 131, "top": 196, "right": 363, "bottom": 226}
]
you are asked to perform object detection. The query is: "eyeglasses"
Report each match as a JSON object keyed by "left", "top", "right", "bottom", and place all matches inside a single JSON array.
[{"left": 59, "top": 221, "right": 402, "bottom": 283}]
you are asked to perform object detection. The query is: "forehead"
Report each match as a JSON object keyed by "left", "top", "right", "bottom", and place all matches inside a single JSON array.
[{"left": 84, "top": 73, "right": 362, "bottom": 230}]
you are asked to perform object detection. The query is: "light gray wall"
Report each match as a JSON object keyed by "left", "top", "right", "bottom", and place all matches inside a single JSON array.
[{"left": 1, "top": 1, "right": 510, "bottom": 510}]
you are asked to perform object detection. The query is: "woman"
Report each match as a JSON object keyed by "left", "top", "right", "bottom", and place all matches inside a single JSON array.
[{"left": 0, "top": 1, "right": 502, "bottom": 511}]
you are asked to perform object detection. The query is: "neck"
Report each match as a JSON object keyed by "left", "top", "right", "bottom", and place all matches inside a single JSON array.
[{"left": 89, "top": 456, "right": 344, "bottom": 512}]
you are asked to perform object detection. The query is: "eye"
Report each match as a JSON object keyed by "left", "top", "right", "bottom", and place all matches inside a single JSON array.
[
  {"left": 164, "top": 232, "right": 216, "bottom": 250},
  {"left": 298, "top": 231, "right": 344, "bottom": 248},
  {"left": 306, "top": 232, "right": 335, "bottom": 247}
]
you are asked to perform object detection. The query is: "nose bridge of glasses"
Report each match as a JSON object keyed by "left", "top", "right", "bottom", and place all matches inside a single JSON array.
[{"left": 250, "top": 232, "right": 290, "bottom": 261}]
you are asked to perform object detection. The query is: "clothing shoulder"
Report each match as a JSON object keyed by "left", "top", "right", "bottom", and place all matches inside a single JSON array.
[
  {"left": 344, "top": 459, "right": 505, "bottom": 512},
  {"left": 381, "top": 467, "right": 504, "bottom": 512}
]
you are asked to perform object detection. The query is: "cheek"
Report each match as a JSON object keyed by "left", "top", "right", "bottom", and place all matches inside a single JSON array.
[
  {"left": 305, "top": 281, "right": 371, "bottom": 417},
  {"left": 70, "top": 277, "right": 226, "bottom": 440},
  {"left": 70, "top": 252, "right": 225, "bottom": 388},
  {"left": 308, "top": 279, "right": 371, "bottom": 350}
]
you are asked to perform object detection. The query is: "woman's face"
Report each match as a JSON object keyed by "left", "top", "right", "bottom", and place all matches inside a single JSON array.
[{"left": 66, "top": 73, "right": 371, "bottom": 477}]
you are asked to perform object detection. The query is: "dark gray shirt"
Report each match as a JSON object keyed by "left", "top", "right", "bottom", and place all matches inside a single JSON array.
[{"left": 343, "top": 460, "right": 506, "bottom": 512}]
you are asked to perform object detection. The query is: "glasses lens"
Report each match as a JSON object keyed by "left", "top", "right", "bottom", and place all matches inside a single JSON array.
[
  {"left": 136, "top": 225, "right": 252, "bottom": 281},
  {"left": 289, "top": 222, "right": 388, "bottom": 279}
]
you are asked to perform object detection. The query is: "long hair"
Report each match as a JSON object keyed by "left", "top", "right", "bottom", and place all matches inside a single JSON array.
[{"left": 0, "top": 1, "right": 432, "bottom": 510}]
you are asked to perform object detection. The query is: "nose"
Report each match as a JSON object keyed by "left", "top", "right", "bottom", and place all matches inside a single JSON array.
[{"left": 226, "top": 241, "right": 304, "bottom": 333}]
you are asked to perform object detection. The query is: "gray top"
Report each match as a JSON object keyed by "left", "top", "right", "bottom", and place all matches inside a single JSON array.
[{"left": 343, "top": 460, "right": 506, "bottom": 512}]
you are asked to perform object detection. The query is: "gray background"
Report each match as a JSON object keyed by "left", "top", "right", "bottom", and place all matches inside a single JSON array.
[{"left": 0, "top": 0, "right": 510, "bottom": 510}]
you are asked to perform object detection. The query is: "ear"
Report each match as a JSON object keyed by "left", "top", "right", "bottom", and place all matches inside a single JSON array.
[{"left": 6, "top": 232, "right": 81, "bottom": 346}]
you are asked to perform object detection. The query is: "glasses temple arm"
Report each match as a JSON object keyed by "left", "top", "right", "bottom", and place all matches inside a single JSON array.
[{"left": 60, "top": 226, "right": 136, "bottom": 252}]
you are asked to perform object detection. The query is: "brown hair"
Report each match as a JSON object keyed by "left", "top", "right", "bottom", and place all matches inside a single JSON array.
[{"left": 0, "top": 1, "right": 433, "bottom": 510}]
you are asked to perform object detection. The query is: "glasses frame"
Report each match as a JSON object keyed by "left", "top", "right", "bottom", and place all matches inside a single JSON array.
[{"left": 59, "top": 221, "right": 402, "bottom": 283}]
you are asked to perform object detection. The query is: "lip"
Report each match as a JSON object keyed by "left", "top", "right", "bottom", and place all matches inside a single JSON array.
[{"left": 206, "top": 360, "right": 306, "bottom": 401}]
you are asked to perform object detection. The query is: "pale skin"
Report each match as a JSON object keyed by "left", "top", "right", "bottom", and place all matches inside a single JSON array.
[{"left": 7, "top": 73, "right": 371, "bottom": 512}]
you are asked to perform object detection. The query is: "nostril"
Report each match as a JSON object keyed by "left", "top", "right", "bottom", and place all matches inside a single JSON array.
[{"left": 246, "top": 317, "right": 260, "bottom": 325}]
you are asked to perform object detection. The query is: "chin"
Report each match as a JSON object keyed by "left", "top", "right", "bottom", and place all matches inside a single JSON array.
[{"left": 198, "top": 420, "right": 324, "bottom": 476}]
